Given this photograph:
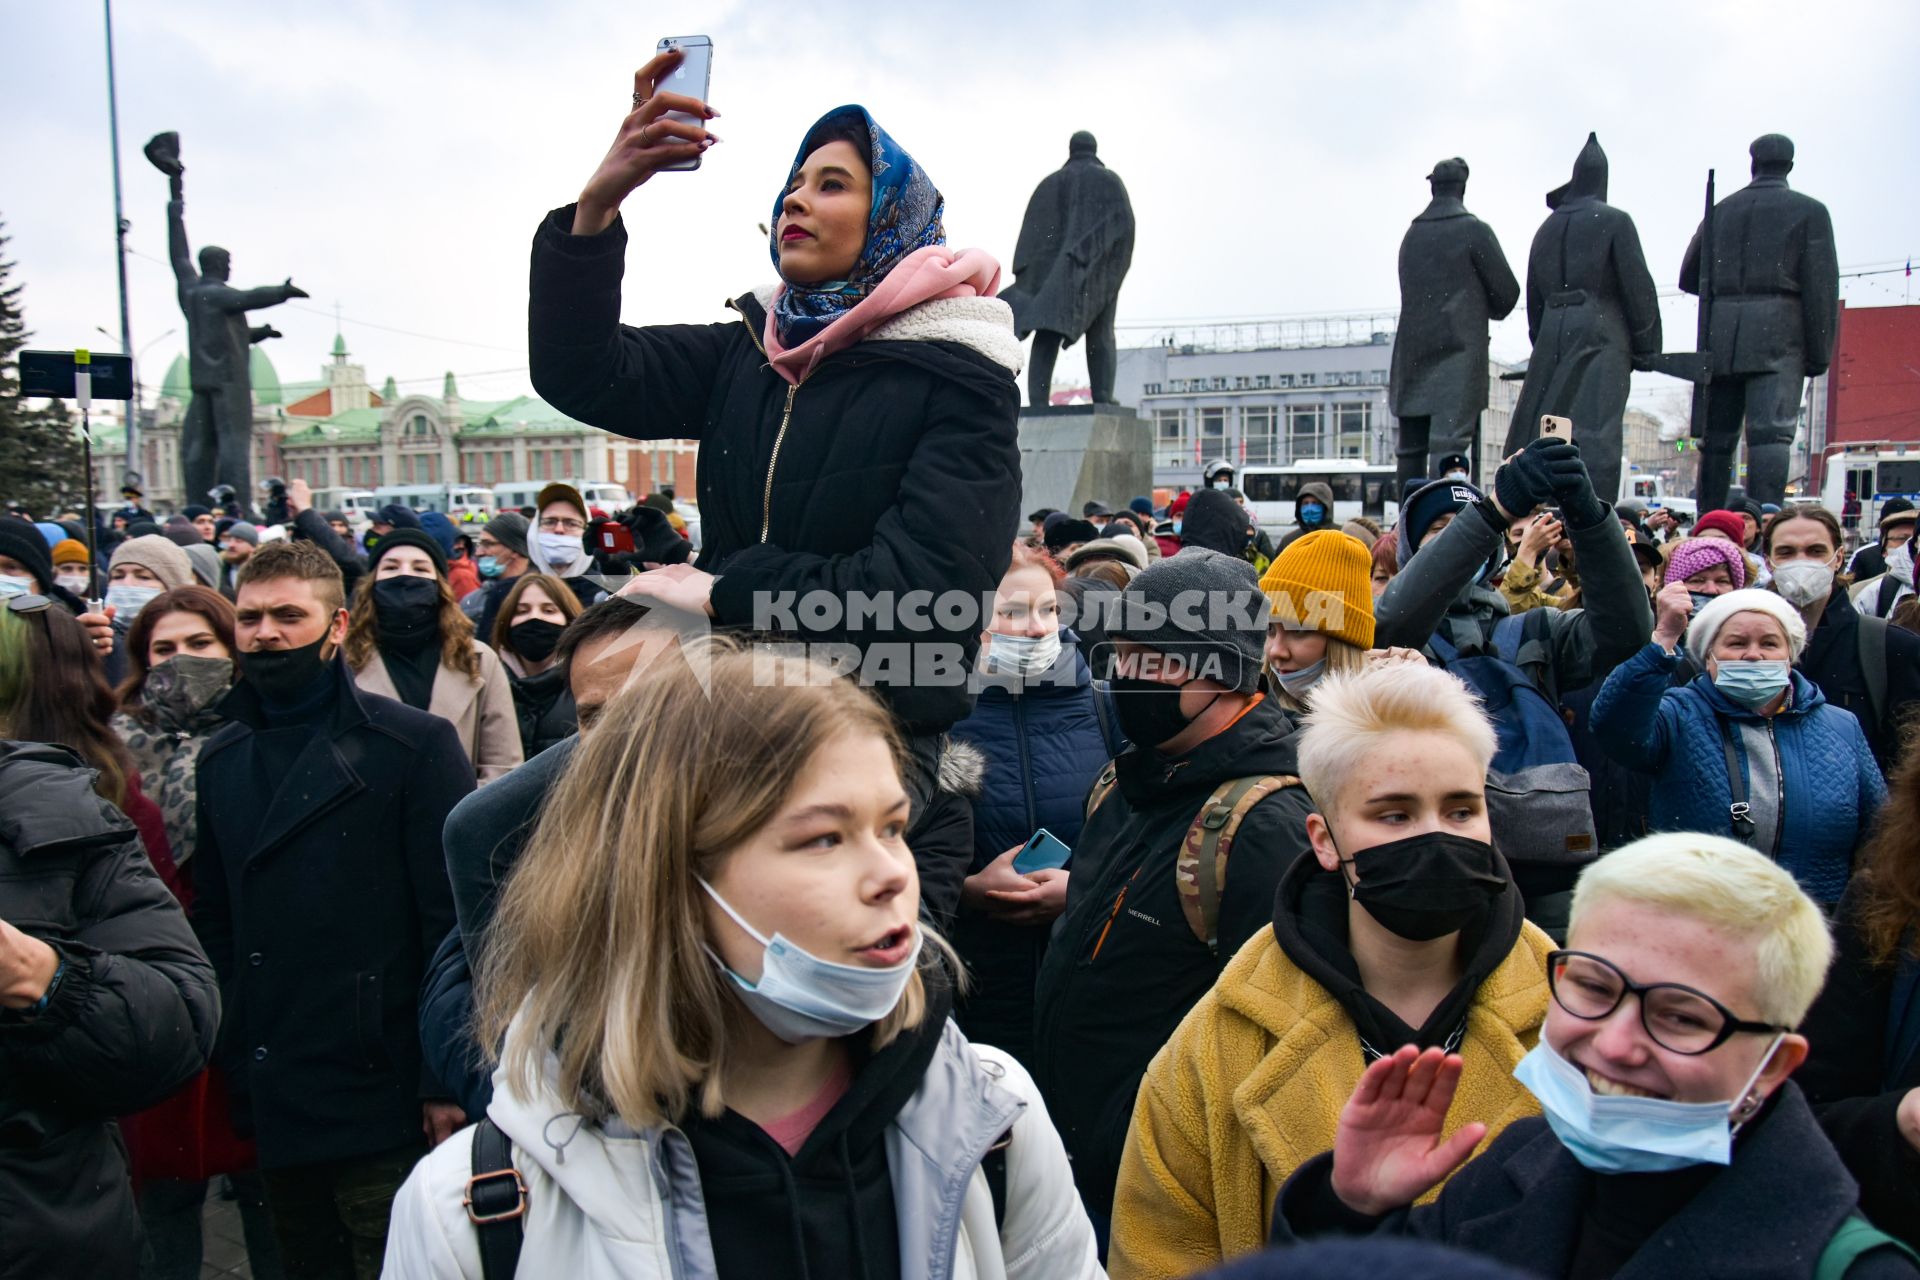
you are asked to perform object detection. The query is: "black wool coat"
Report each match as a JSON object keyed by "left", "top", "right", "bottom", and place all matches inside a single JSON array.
[
  {"left": 192, "top": 663, "right": 472, "bottom": 1170},
  {"left": 528, "top": 206, "right": 1023, "bottom": 734},
  {"left": 0, "top": 742, "right": 219, "bottom": 1280}
]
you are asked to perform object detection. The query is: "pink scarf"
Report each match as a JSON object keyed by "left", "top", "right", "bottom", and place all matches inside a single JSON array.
[{"left": 761, "top": 246, "right": 1001, "bottom": 386}]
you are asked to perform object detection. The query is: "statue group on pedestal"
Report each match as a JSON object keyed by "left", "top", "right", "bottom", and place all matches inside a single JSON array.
[{"left": 1393, "top": 130, "right": 1837, "bottom": 509}]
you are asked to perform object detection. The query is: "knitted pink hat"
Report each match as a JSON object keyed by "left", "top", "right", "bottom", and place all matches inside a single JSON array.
[{"left": 1664, "top": 537, "right": 1747, "bottom": 590}]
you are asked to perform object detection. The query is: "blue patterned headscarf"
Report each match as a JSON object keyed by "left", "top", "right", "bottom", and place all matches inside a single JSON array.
[{"left": 769, "top": 105, "right": 946, "bottom": 348}]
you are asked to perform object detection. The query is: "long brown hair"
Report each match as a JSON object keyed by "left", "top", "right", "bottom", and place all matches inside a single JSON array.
[
  {"left": 116, "top": 585, "right": 237, "bottom": 711},
  {"left": 0, "top": 604, "right": 135, "bottom": 807},
  {"left": 1856, "top": 724, "right": 1920, "bottom": 966},
  {"left": 489, "top": 573, "right": 582, "bottom": 658},
  {"left": 477, "top": 637, "right": 952, "bottom": 1129},
  {"left": 344, "top": 568, "right": 479, "bottom": 679}
]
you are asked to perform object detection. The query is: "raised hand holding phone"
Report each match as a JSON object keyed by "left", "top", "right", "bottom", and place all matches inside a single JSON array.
[{"left": 574, "top": 40, "right": 720, "bottom": 236}]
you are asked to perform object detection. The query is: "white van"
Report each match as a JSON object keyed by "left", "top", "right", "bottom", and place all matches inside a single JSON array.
[
  {"left": 317, "top": 489, "right": 378, "bottom": 531},
  {"left": 493, "top": 480, "right": 631, "bottom": 515}
]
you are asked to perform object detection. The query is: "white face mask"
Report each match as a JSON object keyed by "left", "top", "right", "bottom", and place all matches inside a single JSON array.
[
  {"left": 536, "top": 531, "right": 585, "bottom": 574},
  {"left": 1888, "top": 542, "right": 1914, "bottom": 588},
  {"left": 1211, "top": 478, "right": 1232, "bottom": 491},
  {"left": 698, "top": 878, "right": 920, "bottom": 1043},
  {"left": 55, "top": 571, "right": 91, "bottom": 595},
  {"left": 981, "top": 629, "right": 1063, "bottom": 679},
  {"left": 0, "top": 574, "right": 35, "bottom": 599},
  {"left": 106, "top": 583, "right": 164, "bottom": 617},
  {"left": 1769, "top": 560, "right": 1835, "bottom": 607}
]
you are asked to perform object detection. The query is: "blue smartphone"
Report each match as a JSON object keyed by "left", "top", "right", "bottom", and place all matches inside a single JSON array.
[{"left": 1013, "top": 828, "right": 1072, "bottom": 875}]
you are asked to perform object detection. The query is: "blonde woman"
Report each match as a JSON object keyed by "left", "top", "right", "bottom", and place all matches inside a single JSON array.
[
  {"left": 1258, "top": 530, "right": 1377, "bottom": 712},
  {"left": 383, "top": 641, "right": 1100, "bottom": 1279},
  {"left": 346, "top": 529, "right": 522, "bottom": 781}
]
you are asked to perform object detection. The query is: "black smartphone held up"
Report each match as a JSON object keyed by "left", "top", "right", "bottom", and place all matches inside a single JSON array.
[{"left": 654, "top": 35, "right": 713, "bottom": 173}]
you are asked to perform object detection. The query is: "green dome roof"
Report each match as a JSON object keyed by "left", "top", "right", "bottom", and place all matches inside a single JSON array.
[
  {"left": 159, "top": 353, "right": 190, "bottom": 402},
  {"left": 250, "top": 347, "right": 282, "bottom": 404}
]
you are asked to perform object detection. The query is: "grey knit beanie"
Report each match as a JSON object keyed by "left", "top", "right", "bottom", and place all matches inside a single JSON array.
[
  {"left": 1109, "top": 546, "right": 1267, "bottom": 692},
  {"left": 483, "top": 511, "right": 530, "bottom": 559}
]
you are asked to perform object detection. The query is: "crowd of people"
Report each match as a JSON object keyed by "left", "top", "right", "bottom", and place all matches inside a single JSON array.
[{"left": 3, "top": 65, "right": 1917, "bottom": 1280}]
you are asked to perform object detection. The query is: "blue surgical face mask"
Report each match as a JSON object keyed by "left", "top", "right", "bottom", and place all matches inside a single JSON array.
[
  {"left": 698, "top": 877, "right": 921, "bottom": 1044},
  {"left": 476, "top": 555, "right": 503, "bottom": 579},
  {"left": 1688, "top": 591, "right": 1717, "bottom": 615},
  {"left": 1513, "top": 1036, "right": 1781, "bottom": 1173},
  {"left": 1274, "top": 656, "right": 1327, "bottom": 699},
  {"left": 1300, "top": 502, "right": 1326, "bottom": 525},
  {"left": 1712, "top": 659, "right": 1791, "bottom": 709},
  {"left": 106, "top": 583, "right": 164, "bottom": 617}
]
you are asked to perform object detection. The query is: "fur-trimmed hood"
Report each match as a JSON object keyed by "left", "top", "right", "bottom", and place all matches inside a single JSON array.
[
  {"left": 750, "top": 284, "right": 1024, "bottom": 377},
  {"left": 938, "top": 737, "right": 987, "bottom": 798}
]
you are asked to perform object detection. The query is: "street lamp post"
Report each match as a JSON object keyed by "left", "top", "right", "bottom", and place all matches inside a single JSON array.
[{"left": 104, "top": 0, "right": 138, "bottom": 487}]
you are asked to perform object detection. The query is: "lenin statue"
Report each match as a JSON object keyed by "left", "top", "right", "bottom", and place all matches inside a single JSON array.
[
  {"left": 1680, "top": 134, "right": 1839, "bottom": 510},
  {"left": 1003, "top": 132, "right": 1136, "bottom": 408},
  {"left": 144, "top": 132, "right": 308, "bottom": 512},
  {"left": 1389, "top": 157, "right": 1520, "bottom": 494},
  {"left": 1503, "top": 133, "right": 1662, "bottom": 507}
]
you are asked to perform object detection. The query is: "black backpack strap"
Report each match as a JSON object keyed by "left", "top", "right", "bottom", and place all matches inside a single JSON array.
[
  {"left": 984, "top": 1128, "right": 1013, "bottom": 1231},
  {"left": 466, "top": 1116, "right": 527, "bottom": 1280},
  {"left": 1857, "top": 614, "right": 1889, "bottom": 733},
  {"left": 1719, "top": 723, "right": 1758, "bottom": 846},
  {"left": 1877, "top": 574, "right": 1901, "bottom": 619},
  {"left": 1090, "top": 679, "right": 1127, "bottom": 760}
]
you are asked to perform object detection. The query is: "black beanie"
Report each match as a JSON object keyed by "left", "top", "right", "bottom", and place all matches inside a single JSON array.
[
  {"left": 368, "top": 527, "right": 449, "bottom": 578},
  {"left": 0, "top": 516, "right": 54, "bottom": 592},
  {"left": 1399, "top": 478, "right": 1484, "bottom": 562},
  {"left": 1180, "top": 489, "right": 1253, "bottom": 557}
]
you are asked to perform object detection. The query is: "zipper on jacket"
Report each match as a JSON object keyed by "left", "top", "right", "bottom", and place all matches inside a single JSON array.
[
  {"left": 1014, "top": 696, "right": 1037, "bottom": 832},
  {"left": 1767, "top": 719, "right": 1785, "bottom": 854},
  {"left": 1090, "top": 866, "right": 1144, "bottom": 961},
  {"left": 728, "top": 299, "right": 803, "bottom": 547},
  {"left": 760, "top": 382, "right": 797, "bottom": 544}
]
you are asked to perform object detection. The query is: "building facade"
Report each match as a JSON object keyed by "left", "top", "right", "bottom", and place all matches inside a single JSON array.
[
  {"left": 1115, "top": 316, "right": 1522, "bottom": 497},
  {"left": 88, "top": 336, "right": 697, "bottom": 511}
]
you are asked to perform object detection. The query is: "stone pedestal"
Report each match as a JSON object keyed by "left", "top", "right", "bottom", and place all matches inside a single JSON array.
[{"left": 1017, "top": 405, "right": 1153, "bottom": 524}]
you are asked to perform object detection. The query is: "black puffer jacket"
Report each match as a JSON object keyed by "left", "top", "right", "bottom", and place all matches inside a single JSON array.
[
  {"left": 529, "top": 206, "right": 1024, "bottom": 734},
  {"left": 1032, "top": 696, "right": 1313, "bottom": 1219},
  {"left": 0, "top": 741, "right": 219, "bottom": 1280},
  {"left": 503, "top": 663, "right": 576, "bottom": 759}
]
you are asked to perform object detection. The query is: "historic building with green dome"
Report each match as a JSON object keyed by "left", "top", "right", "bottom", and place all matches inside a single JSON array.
[{"left": 90, "top": 335, "right": 697, "bottom": 511}]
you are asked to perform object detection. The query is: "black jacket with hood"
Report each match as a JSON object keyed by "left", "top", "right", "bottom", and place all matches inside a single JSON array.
[
  {"left": 1032, "top": 695, "right": 1313, "bottom": 1218},
  {"left": 1797, "top": 585, "right": 1920, "bottom": 772},
  {"left": 1274, "top": 481, "right": 1338, "bottom": 556},
  {"left": 528, "top": 206, "right": 1024, "bottom": 734},
  {"left": 0, "top": 742, "right": 219, "bottom": 1280}
]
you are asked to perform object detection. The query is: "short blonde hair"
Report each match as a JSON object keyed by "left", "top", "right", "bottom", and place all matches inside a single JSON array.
[
  {"left": 1296, "top": 661, "right": 1497, "bottom": 811},
  {"left": 478, "top": 636, "right": 950, "bottom": 1130},
  {"left": 1569, "top": 833, "right": 1834, "bottom": 1027}
]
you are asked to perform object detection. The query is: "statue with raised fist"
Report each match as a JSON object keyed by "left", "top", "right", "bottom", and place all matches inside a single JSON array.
[
  {"left": 1680, "top": 134, "right": 1839, "bottom": 510},
  {"left": 145, "top": 131, "right": 308, "bottom": 511},
  {"left": 1003, "top": 132, "right": 1135, "bottom": 408}
]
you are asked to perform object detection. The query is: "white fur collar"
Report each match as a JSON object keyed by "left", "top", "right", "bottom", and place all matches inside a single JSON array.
[{"left": 746, "top": 286, "right": 1024, "bottom": 376}]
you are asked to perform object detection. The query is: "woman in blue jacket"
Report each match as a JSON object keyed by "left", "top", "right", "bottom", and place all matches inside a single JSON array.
[
  {"left": 947, "top": 542, "right": 1121, "bottom": 1066},
  {"left": 1592, "top": 586, "right": 1884, "bottom": 905}
]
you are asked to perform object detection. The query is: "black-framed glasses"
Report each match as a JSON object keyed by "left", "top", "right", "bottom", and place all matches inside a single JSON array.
[
  {"left": 5, "top": 593, "right": 55, "bottom": 616},
  {"left": 1546, "top": 950, "right": 1785, "bottom": 1055}
]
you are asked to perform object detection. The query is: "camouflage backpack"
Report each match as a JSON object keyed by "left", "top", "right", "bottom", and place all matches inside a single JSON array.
[{"left": 1085, "top": 768, "right": 1301, "bottom": 954}]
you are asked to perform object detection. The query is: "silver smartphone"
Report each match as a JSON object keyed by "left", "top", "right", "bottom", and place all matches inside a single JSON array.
[{"left": 654, "top": 35, "right": 713, "bottom": 173}]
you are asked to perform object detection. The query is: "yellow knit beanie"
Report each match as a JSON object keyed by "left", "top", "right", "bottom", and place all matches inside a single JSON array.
[{"left": 1258, "top": 530, "right": 1375, "bottom": 649}]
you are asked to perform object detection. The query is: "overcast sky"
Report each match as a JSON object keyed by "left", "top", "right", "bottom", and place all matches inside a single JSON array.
[{"left": 7, "top": 0, "right": 1916, "bottom": 417}]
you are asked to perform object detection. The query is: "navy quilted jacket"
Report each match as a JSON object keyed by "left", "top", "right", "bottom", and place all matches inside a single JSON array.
[
  {"left": 1591, "top": 642, "right": 1885, "bottom": 903},
  {"left": 947, "top": 647, "right": 1114, "bottom": 871}
]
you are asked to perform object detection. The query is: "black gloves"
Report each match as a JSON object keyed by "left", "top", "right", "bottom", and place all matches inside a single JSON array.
[
  {"left": 617, "top": 505, "right": 692, "bottom": 566},
  {"left": 1494, "top": 438, "right": 1607, "bottom": 529}
]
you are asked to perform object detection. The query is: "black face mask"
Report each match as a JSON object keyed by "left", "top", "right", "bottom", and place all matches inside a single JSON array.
[
  {"left": 1338, "top": 830, "right": 1508, "bottom": 941},
  {"left": 238, "top": 634, "right": 333, "bottom": 704},
  {"left": 373, "top": 574, "right": 442, "bottom": 643},
  {"left": 1109, "top": 676, "right": 1222, "bottom": 749},
  {"left": 509, "top": 617, "right": 565, "bottom": 663}
]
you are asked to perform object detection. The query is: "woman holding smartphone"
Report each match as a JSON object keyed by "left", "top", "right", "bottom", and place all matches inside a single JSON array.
[{"left": 528, "top": 50, "right": 1024, "bottom": 890}]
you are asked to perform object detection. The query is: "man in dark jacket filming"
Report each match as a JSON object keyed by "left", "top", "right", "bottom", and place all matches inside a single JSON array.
[{"left": 1033, "top": 547, "right": 1316, "bottom": 1235}]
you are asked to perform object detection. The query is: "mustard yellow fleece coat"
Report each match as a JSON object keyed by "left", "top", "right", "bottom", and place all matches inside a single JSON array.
[{"left": 1108, "top": 920, "right": 1555, "bottom": 1280}]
